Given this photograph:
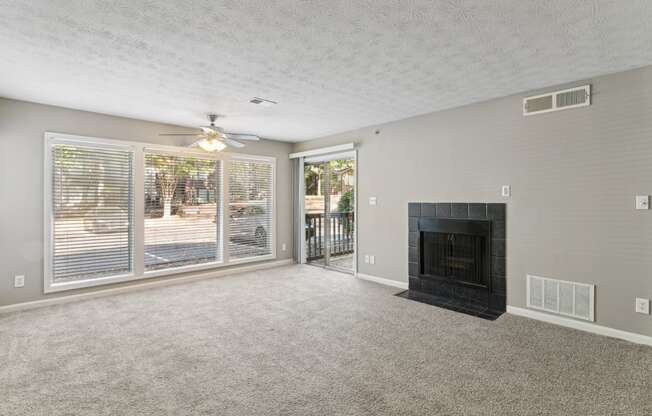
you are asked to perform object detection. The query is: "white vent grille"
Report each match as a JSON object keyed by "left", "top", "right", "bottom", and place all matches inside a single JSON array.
[
  {"left": 527, "top": 274, "right": 595, "bottom": 321},
  {"left": 523, "top": 85, "right": 590, "bottom": 116}
]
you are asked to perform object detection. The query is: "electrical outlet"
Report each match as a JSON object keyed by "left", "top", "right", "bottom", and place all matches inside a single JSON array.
[
  {"left": 636, "top": 195, "right": 649, "bottom": 210},
  {"left": 369, "top": 255, "right": 375, "bottom": 265},
  {"left": 501, "top": 185, "right": 511, "bottom": 197},
  {"left": 364, "top": 255, "right": 370, "bottom": 264},
  {"left": 281, "top": 243, "right": 286, "bottom": 251},
  {"left": 369, "top": 197, "right": 377, "bottom": 206},
  {"left": 635, "top": 298, "right": 650, "bottom": 314},
  {"left": 14, "top": 275, "right": 25, "bottom": 288}
]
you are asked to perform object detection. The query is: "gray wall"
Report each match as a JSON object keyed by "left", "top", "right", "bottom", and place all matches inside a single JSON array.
[
  {"left": 293, "top": 65, "right": 652, "bottom": 337},
  {"left": 0, "top": 98, "right": 293, "bottom": 306}
]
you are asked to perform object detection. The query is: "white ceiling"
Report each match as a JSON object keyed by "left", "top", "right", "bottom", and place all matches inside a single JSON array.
[{"left": 1, "top": 1, "right": 652, "bottom": 142}]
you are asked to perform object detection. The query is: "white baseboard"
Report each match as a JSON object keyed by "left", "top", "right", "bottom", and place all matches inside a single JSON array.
[
  {"left": 0, "top": 259, "right": 294, "bottom": 314},
  {"left": 356, "top": 272, "right": 408, "bottom": 290},
  {"left": 507, "top": 306, "right": 652, "bottom": 347}
]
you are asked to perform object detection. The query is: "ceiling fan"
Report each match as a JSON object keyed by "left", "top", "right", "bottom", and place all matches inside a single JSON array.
[{"left": 159, "top": 114, "right": 260, "bottom": 152}]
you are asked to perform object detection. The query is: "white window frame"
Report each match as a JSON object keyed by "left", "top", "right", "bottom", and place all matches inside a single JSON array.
[
  {"left": 225, "top": 154, "right": 277, "bottom": 265},
  {"left": 44, "top": 132, "right": 276, "bottom": 293},
  {"left": 141, "top": 146, "right": 226, "bottom": 277}
]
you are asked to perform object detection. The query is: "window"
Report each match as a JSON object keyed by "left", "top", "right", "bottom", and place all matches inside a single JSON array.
[
  {"left": 228, "top": 157, "right": 274, "bottom": 260},
  {"left": 45, "top": 133, "right": 276, "bottom": 293},
  {"left": 144, "top": 152, "right": 221, "bottom": 271},
  {"left": 49, "top": 141, "right": 134, "bottom": 284}
]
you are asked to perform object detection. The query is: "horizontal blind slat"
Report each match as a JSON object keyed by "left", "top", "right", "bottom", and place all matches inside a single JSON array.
[
  {"left": 51, "top": 144, "right": 134, "bottom": 283},
  {"left": 144, "top": 152, "right": 221, "bottom": 271},
  {"left": 228, "top": 159, "right": 273, "bottom": 260}
]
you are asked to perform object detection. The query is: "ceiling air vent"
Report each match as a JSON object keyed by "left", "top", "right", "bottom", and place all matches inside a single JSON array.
[
  {"left": 527, "top": 274, "right": 595, "bottom": 321},
  {"left": 523, "top": 85, "right": 590, "bottom": 116}
]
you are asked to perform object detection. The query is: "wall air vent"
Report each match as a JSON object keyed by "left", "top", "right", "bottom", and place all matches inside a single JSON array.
[
  {"left": 523, "top": 85, "right": 590, "bottom": 116},
  {"left": 527, "top": 274, "right": 595, "bottom": 321}
]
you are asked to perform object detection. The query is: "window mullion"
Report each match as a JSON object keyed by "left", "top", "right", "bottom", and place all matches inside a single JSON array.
[
  {"left": 133, "top": 146, "right": 145, "bottom": 276},
  {"left": 222, "top": 157, "right": 231, "bottom": 264}
]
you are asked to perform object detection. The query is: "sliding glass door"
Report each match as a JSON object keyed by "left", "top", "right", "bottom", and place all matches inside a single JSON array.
[{"left": 303, "top": 154, "right": 355, "bottom": 273}]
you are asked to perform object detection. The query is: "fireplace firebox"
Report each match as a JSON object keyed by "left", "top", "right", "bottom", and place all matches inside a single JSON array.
[
  {"left": 420, "top": 218, "right": 491, "bottom": 288},
  {"left": 401, "top": 203, "right": 506, "bottom": 319}
]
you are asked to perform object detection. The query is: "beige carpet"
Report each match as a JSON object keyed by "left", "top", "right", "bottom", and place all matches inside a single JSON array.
[{"left": 1, "top": 265, "right": 650, "bottom": 415}]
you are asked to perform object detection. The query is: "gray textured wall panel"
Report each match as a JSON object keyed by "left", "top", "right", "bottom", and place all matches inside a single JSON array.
[{"left": 293, "top": 65, "right": 652, "bottom": 337}]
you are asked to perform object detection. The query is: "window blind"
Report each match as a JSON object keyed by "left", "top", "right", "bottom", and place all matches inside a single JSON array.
[
  {"left": 47, "top": 134, "right": 277, "bottom": 292},
  {"left": 144, "top": 152, "right": 221, "bottom": 271},
  {"left": 51, "top": 144, "right": 134, "bottom": 282},
  {"left": 228, "top": 158, "right": 273, "bottom": 259}
]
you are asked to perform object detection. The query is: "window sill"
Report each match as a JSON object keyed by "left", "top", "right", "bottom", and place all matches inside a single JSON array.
[
  {"left": 143, "top": 261, "right": 226, "bottom": 279},
  {"left": 45, "top": 272, "right": 138, "bottom": 294},
  {"left": 44, "top": 254, "right": 277, "bottom": 294}
]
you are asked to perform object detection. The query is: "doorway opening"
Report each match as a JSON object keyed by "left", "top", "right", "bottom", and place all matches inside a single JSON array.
[{"left": 303, "top": 153, "right": 355, "bottom": 273}]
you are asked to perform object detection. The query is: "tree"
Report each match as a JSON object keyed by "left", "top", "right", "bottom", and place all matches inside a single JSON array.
[
  {"left": 337, "top": 189, "right": 354, "bottom": 212},
  {"left": 146, "top": 155, "right": 215, "bottom": 217},
  {"left": 304, "top": 165, "right": 322, "bottom": 196},
  {"left": 328, "top": 159, "right": 354, "bottom": 198},
  {"left": 53, "top": 145, "right": 130, "bottom": 214}
]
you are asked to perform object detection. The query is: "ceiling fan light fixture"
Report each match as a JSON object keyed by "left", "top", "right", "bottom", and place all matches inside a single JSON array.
[
  {"left": 160, "top": 114, "right": 259, "bottom": 149},
  {"left": 198, "top": 138, "right": 226, "bottom": 152}
]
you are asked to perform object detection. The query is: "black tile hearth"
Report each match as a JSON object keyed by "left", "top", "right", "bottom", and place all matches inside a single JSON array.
[{"left": 395, "top": 290, "right": 502, "bottom": 321}]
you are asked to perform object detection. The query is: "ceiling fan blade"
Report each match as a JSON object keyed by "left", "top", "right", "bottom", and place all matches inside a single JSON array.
[
  {"left": 224, "top": 133, "right": 260, "bottom": 141},
  {"left": 159, "top": 132, "right": 200, "bottom": 136},
  {"left": 223, "top": 138, "right": 246, "bottom": 148},
  {"left": 201, "top": 125, "right": 226, "bottom": 132}
]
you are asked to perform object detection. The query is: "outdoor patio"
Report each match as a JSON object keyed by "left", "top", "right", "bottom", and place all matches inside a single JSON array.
[{"left": 309, "top": 253, "right": 354, "bottom": 272}]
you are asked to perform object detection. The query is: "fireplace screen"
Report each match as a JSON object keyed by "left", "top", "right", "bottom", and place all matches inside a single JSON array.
[{"left": 422, "top": 232, "right": 486, "bottom": 286}]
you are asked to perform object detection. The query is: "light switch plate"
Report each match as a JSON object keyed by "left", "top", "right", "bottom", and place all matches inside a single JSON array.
[
  {"left": 369, "top": 255, "right": 375, "bottom": 265},
  {"left": 369, "top": 197, "right": 377, "bottom": 206},
  {"left": 636, "top": 195, "right": 649, "bottom": 210},
  {"left": 635, "top": 298, "right": 650, "bottom": 314},
  {"left": 14, "top": 275, "right": 25, "bottom": 288},
  {"left": 501, "top": 185, "right": 511, "bottom": 197}
]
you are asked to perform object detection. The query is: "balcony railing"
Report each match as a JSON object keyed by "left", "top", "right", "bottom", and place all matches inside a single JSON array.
[{"left": 305, "top": 212, "right": 354, "bottom": 260}]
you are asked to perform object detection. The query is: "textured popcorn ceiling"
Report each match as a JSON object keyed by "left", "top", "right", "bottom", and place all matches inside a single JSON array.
[{"left": 1, "top": 1, "right": 652, "bottom": 141}]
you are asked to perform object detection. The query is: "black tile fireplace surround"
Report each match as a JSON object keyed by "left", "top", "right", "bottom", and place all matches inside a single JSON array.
[{"left": 402, "top": 203, "right": 506, "bottom": 320}]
